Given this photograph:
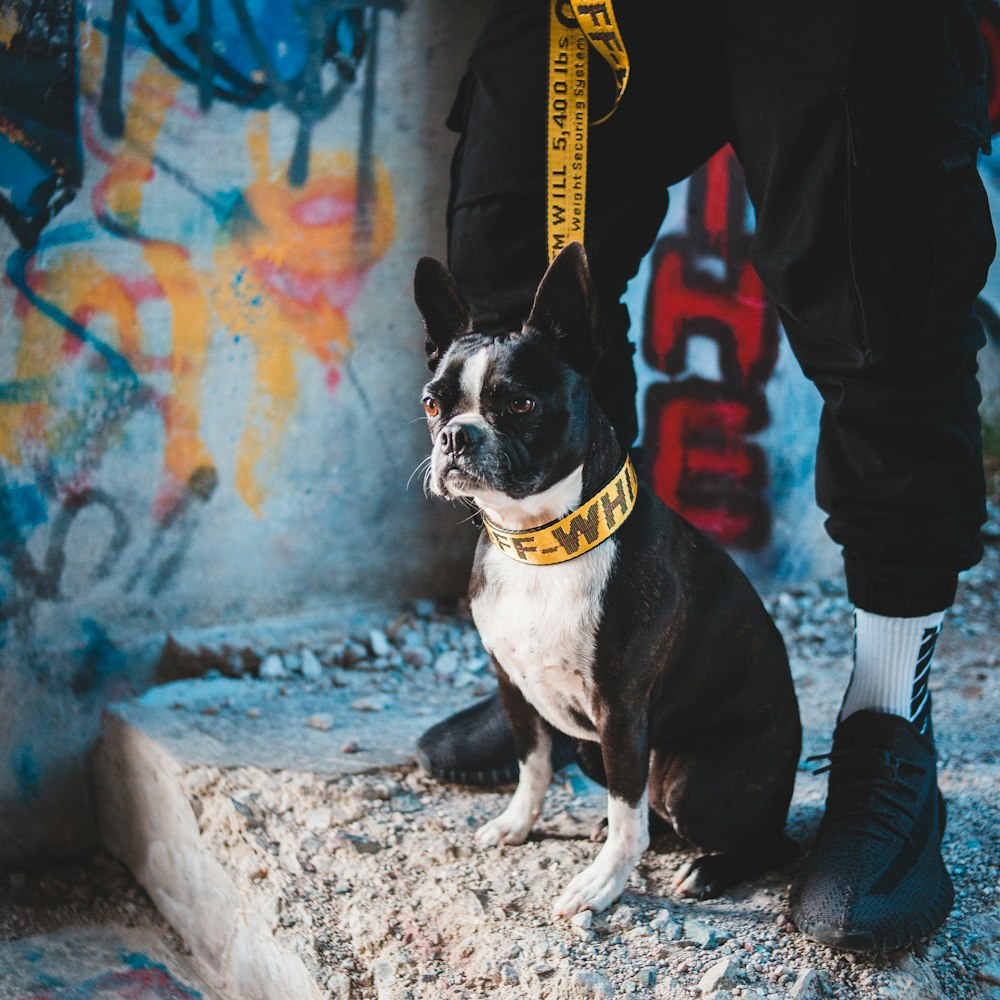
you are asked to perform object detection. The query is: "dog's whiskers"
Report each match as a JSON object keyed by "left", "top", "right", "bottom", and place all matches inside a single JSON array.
[
  {"left": 407, "top": 456, "right": 433, "bottom": 491},
  {"left": 454, "top": 502, "right": 483, "bottom": 527}
]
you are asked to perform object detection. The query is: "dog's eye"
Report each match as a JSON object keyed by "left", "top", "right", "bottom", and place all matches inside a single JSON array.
[
  {"left": 422, "top": 396, "right": 440, "bottom": 418},
  {"left": 508, "top": 397, "right": 535, "bottom": 415}
]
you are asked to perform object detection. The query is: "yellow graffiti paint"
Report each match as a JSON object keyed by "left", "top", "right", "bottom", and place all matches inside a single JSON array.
[
  {"left": 0, "top": 256, "right": 140, "bottom": 463},
  {"left": 103, "top": 64, "right": 182, "bottom": 229},
  {"left": 4, "top": 51, "right": 396, "bottom": 519},
  {"left": 96, "top": 59, "right": 215, "bottom": 511},
  {"left": 77, "top": 20, "right": 105, "bottom": 97},
  {"left": 235, "top": 339, "right": 299, "bottom": 514},
  {"left": 143, "top": 242, "right": 213, "bottom": 497},
  {"left": 215, "top": 142, "right": 395, "bottom": 513}
]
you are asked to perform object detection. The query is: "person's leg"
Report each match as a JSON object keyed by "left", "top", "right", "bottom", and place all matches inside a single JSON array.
[
  {"left": 445, "top": 0, "right": 727, "bottom": 442},
  {"left": 724, "top": 0, "right": 994, "bottom": 949},
  {"left": 419, "top": 0, "right": 729, "bottom": 784}
]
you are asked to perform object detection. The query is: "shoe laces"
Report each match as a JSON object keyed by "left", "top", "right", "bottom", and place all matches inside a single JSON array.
[{"left": 807, "top": 747, "right": 925, "bottom": 845}]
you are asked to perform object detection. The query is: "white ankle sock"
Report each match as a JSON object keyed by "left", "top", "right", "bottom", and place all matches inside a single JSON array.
[{"left": 839, "top": 608, "right": 945, "bottom": 734}]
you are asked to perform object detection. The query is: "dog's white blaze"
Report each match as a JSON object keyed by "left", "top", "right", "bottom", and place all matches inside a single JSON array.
[
  {"left": 430, "top": 343, "right": 499, "bottom": 499},
  {"left": 554, "top": 790, "right": 650, "bottom": 916},
  {"left": 459, "top": 343, "right": 493, "bottom": 410},
  {"left": 471, "top": 464, "right": 613, "bottom": 742}
]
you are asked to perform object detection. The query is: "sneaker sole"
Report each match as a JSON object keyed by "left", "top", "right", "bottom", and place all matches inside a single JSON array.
[
  {"left": 415, "top": 738, "right": 577, "bottom": 788},
  {"left": 415, "top": 750, "right": 518, "bottom": 787}
]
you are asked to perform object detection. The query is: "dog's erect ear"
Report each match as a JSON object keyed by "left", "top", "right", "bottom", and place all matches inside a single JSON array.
[
  {"left": 524, "top": 242, "right": 606, "bottom": 372},
  {"left": 414, "top": 257, "right": 475, "bottom": 372}
]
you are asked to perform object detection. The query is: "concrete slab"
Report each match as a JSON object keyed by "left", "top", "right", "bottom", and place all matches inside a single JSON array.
[
  {"left": 107, "top": 673, "right": 443, "bottom": 775},
  {"left": 0, "top": 925, "right": 225, "bottom": 1000},
  {"left": 92, "top": 657, "right": 481, "bottom": 1000},
  {"left": 93, "top": 711, "right": 322, "bottom": 1000}
]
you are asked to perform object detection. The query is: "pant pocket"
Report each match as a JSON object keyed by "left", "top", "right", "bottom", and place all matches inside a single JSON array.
[
  {"left": 846, "top": 154, "right": 996, "bottom": 365},
  {"left": 842, "top": 0, "right": 995, "bottom": 363},
  {"left": 844, "top": 0, "right": 991, "bottom": 171}
]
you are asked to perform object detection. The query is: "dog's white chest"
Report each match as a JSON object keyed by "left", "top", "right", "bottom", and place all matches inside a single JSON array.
[{"left": 472, "top": 540, "right": 615, "bottom": 741}]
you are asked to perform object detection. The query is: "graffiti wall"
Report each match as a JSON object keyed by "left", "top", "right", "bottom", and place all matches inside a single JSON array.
[
  {"left": 0, "top": 0, "right": 487, "bottom": 862},
  {"left": 2, "top": 2, "right": 999, "bottom": 865},
  {"left": 622, "top": 147, "right": 837, "bottom": 588}
]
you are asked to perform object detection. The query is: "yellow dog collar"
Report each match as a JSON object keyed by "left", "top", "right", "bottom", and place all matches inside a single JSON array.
[{"left": 482, "top": 456, "right": 637, "bottom": 565}]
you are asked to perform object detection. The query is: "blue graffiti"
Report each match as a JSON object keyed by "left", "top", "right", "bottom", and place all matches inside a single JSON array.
[
  {"left": 0, "top": 133, "right": 54, "bottom": 216},
  {"left": 98, "top": 0, "right": 404, "bottom": 185},
  {"left": 0, "top": 464, "right": 132, "bottom": 631},
  {"left": 4, "top": 224, "right": 141, "bottom": 384},
  {"left": 70, "top": 618, "right": 128, "bottom": 696},
  {"left": 0, "top": 481, "right": 48, "bottom": 550},
  {"left": 0, "top": 2, "right": 82, "bottom": 249},
  {"left": 13, "top": 950, "right": 204, "bottom": 998}
]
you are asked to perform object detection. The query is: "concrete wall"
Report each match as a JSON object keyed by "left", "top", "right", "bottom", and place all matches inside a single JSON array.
[
  {"left": 2, "top": 2, "right": 999, "bottom": 863},
  {"left": 0, "top": 0, "right": 489, "bottom": 863}
]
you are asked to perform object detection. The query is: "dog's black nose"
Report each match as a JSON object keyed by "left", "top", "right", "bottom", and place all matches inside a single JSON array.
[{"left": 438, "top": 421, "right": 480, "bottom": 456}]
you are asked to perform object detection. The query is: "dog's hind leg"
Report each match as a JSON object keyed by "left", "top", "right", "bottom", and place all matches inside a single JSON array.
[
  {"left": 671, "top": 836, "right": 799, "bottom": 900},
  {"left": 649, "top": 729, "right": 800, "bottom": 899},
  {"left": 575, "top": 740, "right": 615, "bottom": 841},
  {"left": 575, "top": 738, "right": 607, "bottom": 786},
  {"left": 576, "top": 740, "right": 678, "bottom": 842}
]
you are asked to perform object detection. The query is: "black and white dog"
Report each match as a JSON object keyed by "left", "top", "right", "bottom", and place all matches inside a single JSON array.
[{"left": 414, "top": 242, "right": 801, "bottom": 918}]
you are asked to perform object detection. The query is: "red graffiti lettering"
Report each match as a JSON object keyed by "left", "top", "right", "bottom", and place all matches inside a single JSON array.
[
  {"left": 644, "top": 383, "right": 769, "bottom": 549},
  {"left": 981, "top": 7, "right": 1000, "bottom": 133},
  {"left": 645, "top": 251, "right": 772, "bottom": 385},
  {"left": 641, "top": 145, "right": 778, "bottom": 550}
]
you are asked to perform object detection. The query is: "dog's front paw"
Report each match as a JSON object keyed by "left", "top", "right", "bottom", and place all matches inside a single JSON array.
[
  {"left": 476, "top": 808, "right": 534, "bottom": 847},
  {"left": 552, "top": 852, "right": 632, "bottom": 918}
]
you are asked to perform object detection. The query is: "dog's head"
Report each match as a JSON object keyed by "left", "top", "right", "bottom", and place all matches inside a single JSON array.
[{"left": 413, "top": 242, "right": 607, "bottom": 506}]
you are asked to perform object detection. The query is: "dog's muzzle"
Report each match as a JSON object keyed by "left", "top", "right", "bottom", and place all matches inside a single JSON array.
[
  {"left": 437, "top": 418, "right": 485, "bottom": 460},
  {"left": 431, "top": 416, "right": 502, "bottom": 498}
]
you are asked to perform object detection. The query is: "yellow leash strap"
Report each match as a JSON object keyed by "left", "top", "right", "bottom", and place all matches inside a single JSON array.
[
  {"left": 546, "top": 0, "right": 630, "bottom": 262},
  {"left": 482, "top": 455, "right": 638, "bottom": 565}
]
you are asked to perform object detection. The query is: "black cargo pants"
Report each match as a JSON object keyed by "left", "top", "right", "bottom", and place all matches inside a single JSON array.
[{"left": 445, "top": 0, "right": 995, "bottom": 617}]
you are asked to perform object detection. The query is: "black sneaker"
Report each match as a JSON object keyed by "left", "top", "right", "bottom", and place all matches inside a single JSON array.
[
  {"left": 416, "top": 692, "right": 576, "bottom": 786},
  {"left": 790, "top": 710, "right": 953, "bottom": 951}
]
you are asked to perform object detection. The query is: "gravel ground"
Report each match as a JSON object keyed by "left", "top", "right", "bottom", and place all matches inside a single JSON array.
[
  {"left": 3, "top": 506, "right": 999, "bottom": 1000},
  {"left": 0, "top": 849, "right": 187, "bottom": 952}
]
